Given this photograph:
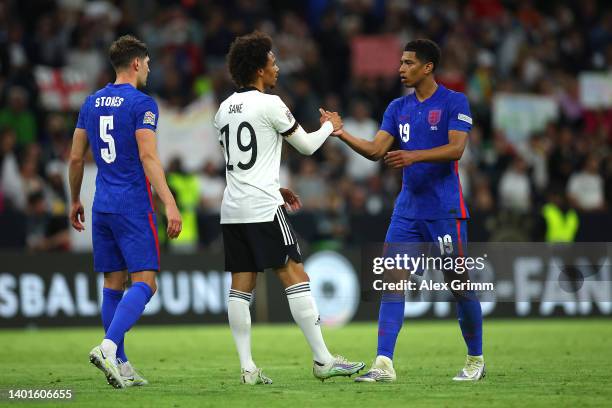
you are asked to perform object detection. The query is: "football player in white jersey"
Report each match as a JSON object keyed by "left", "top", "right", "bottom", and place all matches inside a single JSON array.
[{"left": 214, "top": 31, "right": 365, "bottom": 385}]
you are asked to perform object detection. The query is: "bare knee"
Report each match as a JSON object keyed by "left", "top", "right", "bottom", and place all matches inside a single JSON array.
[
  {"left": 104, "top": 271, "right": 128, "bottom": 291},
  {"left": 231, "top": 272, "right": 257, "bottom": 293},
  {"left": 130, "top": 271, "right": 158, "bottom": 295}
]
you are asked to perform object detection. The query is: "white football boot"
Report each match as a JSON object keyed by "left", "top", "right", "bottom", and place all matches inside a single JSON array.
[
  {"left": 241, "top": 368, "right": 273, "bottom": 385},
  {"left": 313, "top": 355, "right": 366, "bottom": 382},
  {"left": 354, "top": 355, "right": 397, "bottom": 383},
  {"left": 453, "top": 355, "right": 486, "bottom": 381},
  {"left": 89, "top": 346, "right": 125, "bottom": 389},
  {"left": 118, "top": 360, "right": 149, "bottom": 386}
]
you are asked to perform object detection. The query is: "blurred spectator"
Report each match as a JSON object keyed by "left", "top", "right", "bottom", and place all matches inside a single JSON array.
[
  {"left": 19, "top": 144, "right": 46, "bottom": 202},
  {"left": 467, "top": 50, "right": 495, "bottom": 107},
  {"left": 520, "top": 133, "right": 550, "bottom": 194},
  {"left": 67, "top": 31, "right": 105, "bottom": 85},
  {"left": 42, "top": 113, "right": 71, "bottom": 163},
  {"left": 320, "top": 142, "right": 346, "bottom": 180},
  {"left": 198, "top": 161, "right": 225, "bottom": 214},
  {"left": 0, "top": 128, "right": 23, "bottom": 211},
  {"left": 25, "top": 190, "right": 69, "bottom": 251},
  {"left": 472, "top": 175, "right": 495, "bottom": 212},
  {"left": 498, "top": 156, "right": 532, "bottom": 213},
  {"left": 364, "top": 175, "right": 387, "bottom": 215},
  {"left": 44, "top": 160, "right": 68, "bottom": 217},
  {"left": 0, "top": 86, "right": 37, "bottom": 146},
  {"left": 338, "top": 100, "right": 379, "bottom": 182},
  {"left": 167, "top": 157, "right": 199, "bottom": 250},
  {"left": 540, "top": 185, "right": 579, "bottom": 242},
  {"left": 567, "top": 155, "right": 606, "bottom": 212},
  {"left": 548, "top": 126, "right": 578, "bottom": 188},
  {"left": 294, "top": 158, "right": 327, "bottom": 210}
]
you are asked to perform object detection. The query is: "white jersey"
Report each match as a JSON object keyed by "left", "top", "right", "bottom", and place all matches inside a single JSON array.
[{"left": 215, "top": 88, "right": 298, "bottom": 224}]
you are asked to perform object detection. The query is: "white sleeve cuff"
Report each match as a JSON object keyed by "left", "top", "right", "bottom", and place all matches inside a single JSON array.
[{"left": 285, "top": 121, "right": 333, "bottom": 155}]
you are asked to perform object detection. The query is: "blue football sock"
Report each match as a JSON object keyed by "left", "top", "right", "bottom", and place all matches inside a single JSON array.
[
  {"left": 456, "top": 295, "right": 483, "bottom": 356},
  {"left": 101, "top": 288, "right": 128, "bottom": 362},
  {"left": 376, "top": 293, "right": 405, "bottom": 360},
  {"left": 105, "top": 282, "right": 153, "bottom": 347}
]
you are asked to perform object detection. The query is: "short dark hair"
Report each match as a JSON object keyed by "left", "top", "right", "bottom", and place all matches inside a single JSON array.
[
  {"left": 109, "top": 35, "right": 149, "bottom": 71},
  {"left": 227, "top": 31, "right": 273, "bottom": 87},
  {"left": 404, "top": 39, "right": 441, "bottom": 72}
]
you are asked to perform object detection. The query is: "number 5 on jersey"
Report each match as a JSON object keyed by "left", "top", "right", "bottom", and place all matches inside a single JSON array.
[
  {"left": 220, "top": 121, "right": 258, "bottom": 171},
  {"left": 99, "top": 115, "right": 116, "bottom": 163}
]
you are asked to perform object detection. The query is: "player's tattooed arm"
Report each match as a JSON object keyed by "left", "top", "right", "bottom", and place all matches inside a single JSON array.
[
  {"left": 384, "top": 130, "right": 468, "bottom": 168},
  {"left": 68, "top": 128, "right": 89, "bottom": 231}
]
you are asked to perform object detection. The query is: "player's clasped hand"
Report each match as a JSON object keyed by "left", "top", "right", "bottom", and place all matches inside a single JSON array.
[
  {"left": 384, "top": 150, "right": 419, "bottom": 168},
  {"left": 280, "top": 187, "right": 302, "bottom": 212},
  {"left": 70, "top": 201, "right": 86, "bottom": 232},
  {"left": 165, "top": 204, "right": 182, "bottom": 239},
  {"left": 319, "top": 108, "right": 343, "bottom": 132}
]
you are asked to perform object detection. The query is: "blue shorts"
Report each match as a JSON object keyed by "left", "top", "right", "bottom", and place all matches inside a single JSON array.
[
  {"left": 384, "top": 214, "right": 467, "bottom": 257},
  {"left": 92, "top": 211, "right": 160, "bottom": 273}
]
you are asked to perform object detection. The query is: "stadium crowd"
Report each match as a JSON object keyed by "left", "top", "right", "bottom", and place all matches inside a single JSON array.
[{"left": 0, "top": 0, "right": 611, "bottom": 250}]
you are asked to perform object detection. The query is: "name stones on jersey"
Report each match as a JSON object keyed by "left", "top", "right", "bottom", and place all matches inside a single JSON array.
[
  {"left": 143, "top": 111, "right": 156, "bottom": 126},
  {"left": 95, "top": 96, "right": 124, "bottom": 108},
  {"left": 229, "top": 103, "right": 243, "bottom": 114}
]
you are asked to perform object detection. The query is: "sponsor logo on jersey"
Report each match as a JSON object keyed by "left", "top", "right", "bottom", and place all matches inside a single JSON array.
[
  {"left": 428, "top": 109, "right": 442, "bottom": 125},
  {"left": 284, "top": 108, "right": 294, "bottom": 122},
  {"left": 458, "top": 113, "right": 472, "bottom": 124},
  {"left": 143, "top": 111, "right": 156, "bottom": 126}
]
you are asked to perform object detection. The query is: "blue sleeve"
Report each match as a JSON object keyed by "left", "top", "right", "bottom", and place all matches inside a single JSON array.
[
  {"left": 379, "top": 100, "right": 399, "bottom": 139},
  {"left": 134, "top": 96, "right": 159, "bottom": 131},
  {"left": 448, "top": 93, "right": 472, "bottom": 132},
  {"left": 76, "top": 96, "right": 90, "bottom": 129}
]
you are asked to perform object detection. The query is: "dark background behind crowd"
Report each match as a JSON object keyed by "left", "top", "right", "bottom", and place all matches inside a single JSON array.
[{"left": 0, "top": 0, "right": 611, "bottom": 252}]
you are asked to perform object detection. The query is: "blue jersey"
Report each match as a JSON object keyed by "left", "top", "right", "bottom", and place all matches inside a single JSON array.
[
  {"left": 380, "top": 84, "right": 472, "bottom": 220},
  {"left": 76, "top": 83, "right": 159, "bottom": 214}
]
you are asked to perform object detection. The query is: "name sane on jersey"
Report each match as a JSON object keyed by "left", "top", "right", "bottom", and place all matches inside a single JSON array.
[
  {"left": 228, "top": 103, "right": 243, "bottom": 114},
  {"left": 95, "top": 96, "right": 124, "bottom": 107}
]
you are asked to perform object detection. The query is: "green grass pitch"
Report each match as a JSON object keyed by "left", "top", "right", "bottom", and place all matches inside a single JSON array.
[{"left": 1, "top": 319, "right": 610, "bottom": 407}]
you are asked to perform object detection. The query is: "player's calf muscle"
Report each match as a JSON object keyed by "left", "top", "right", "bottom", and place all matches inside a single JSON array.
[{"left": 275, "top": 260, "right": 309, "bottom": 288}]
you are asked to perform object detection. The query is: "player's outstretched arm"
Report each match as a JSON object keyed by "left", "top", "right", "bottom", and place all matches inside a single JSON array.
[
  {"left": 135, "top": 129, "right": 182, "bottom": 239},
  {"left": 384, "top": 130, "right": 467, "bottom": 168},
  {"left": 334, "top": 127, "right": 395, "bottom": 161},
  {"left": 68, "top": 128, "right": 89, "bottom": 232}
]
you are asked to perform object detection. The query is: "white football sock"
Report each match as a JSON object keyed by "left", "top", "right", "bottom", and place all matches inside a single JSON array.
[
  {"left": 228, "top": 289, "right": 257, "bottom": 372},
  {"left": 285, "top": 282, "right": 334, "bottom": 365}
]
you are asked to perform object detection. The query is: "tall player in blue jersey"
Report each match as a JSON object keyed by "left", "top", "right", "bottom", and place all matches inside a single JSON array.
[
  {"left": 68, "top": 35, "right": 182, "bottom": 388},
  {"left": 332, "top": 39, "right": 484, "bottom": 382}
]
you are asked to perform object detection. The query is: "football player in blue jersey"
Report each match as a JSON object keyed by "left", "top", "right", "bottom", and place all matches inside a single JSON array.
[
  {"left": 68, "top": 35, "right": 182, "bottom": 388},
  {"left": 332, "top": 39, "right": 484, "bottom": 382}
]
